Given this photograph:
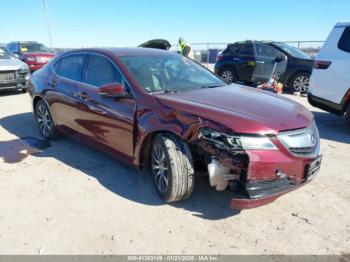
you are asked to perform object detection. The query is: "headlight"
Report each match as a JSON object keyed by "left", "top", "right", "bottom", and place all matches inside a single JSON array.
[
  {"left": 236, "top": 136, "right": 277, "bottom": 150},
  {"left": 36, "top": 56, "right": 50, "bottom": 63},
  {"left": 19, "top": 64, "right": 29, "bottom": 72},
  {"left": 26, "top": 56, "right": 36, "bottom": 62},
  {"left": 199, "top": 128, "right": 277, "bottom": 150}
]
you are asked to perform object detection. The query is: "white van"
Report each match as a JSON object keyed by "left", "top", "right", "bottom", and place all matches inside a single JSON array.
[{"left": 308, "top": 22, "right": 350, "bottom": 122}]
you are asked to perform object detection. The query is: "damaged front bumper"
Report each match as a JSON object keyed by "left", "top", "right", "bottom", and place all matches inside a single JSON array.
[
  {"left": 230, "top": 177, "right": 307, "bottom": 209},
  {"left": 0, "top": 70, "right": 31, "bottom": 91},
  {"left": 196, "top": 132, "right": 321, "bottom": 209},
  {"left": 228, "top": 151, "right": 322, "bottom": 209}
]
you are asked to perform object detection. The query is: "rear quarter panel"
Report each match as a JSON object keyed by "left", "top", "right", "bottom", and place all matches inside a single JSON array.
[{"left": 310, "top": 26, "right": 350, "bottom": 104}]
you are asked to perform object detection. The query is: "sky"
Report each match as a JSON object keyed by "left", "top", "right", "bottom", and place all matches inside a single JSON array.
[{"left": 0, "top": 0, "right": 349, "bottom": 48}]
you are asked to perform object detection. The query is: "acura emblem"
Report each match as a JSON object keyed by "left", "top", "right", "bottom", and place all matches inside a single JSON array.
[{"left": 310, "top": 133, "right": 316, "bottom": 145}]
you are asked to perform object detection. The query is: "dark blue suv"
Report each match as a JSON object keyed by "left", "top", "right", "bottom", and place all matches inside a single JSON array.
[{"left": 214, "top": 40, "right": 314, "bottom": 92}]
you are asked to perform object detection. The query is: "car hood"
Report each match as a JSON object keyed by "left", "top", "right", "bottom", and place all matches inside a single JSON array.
[
  {"left": 154, "top": 84, "right": 314, "bottom": 134},
  {"left": 0, "top": 58, "right": 27, "bottom": 71},
  {"left": 138, "top": 39, "right": 171, "bottom": 50}
]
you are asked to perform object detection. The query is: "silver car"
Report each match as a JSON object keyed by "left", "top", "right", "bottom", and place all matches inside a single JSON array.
[{"left": 0, "top": 45, "right": 30, "bottom": 92}]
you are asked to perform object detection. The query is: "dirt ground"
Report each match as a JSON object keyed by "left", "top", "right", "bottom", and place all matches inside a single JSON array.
[{"left": 0, "top": 91, "right": 349, "bottom": 255}]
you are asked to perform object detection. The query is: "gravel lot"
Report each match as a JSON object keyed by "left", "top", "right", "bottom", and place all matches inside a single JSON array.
[{"left": 0, "top": 91, "right": 349, "bottom": 255}]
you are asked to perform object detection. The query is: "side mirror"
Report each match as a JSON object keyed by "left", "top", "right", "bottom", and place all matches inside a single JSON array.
[
  {"left": 275, "top": 54, "right": 287, "bottom": 63},
  {"left": 99, "top": 82, "right": 130, "bottom": 99}
]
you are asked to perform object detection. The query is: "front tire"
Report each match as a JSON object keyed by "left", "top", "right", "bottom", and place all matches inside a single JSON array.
[
  {"left": 34, "top": 100, "right": 58, "bottom": 139},
  {"left": 290, "top": 72, "right": 310, "bottom": 93},
  {"left": 150, "top": 133, "right": 194, "bottom": 203}
]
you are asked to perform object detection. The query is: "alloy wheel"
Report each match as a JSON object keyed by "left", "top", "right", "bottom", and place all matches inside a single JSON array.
[
  {"left": 221, "top": 70, "right": 234, "bottom": 83},
  {"left": 36, "top": 104, "right": 52, "bottom": 137},
  {"left": 293, "top": 75, "right": 309, "bottom": 93},
  {"left": 151, "top": 143, "right": 169, "bottom": 193}
]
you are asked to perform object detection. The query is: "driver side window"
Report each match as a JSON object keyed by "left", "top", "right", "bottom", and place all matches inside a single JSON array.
[{"left": 255, "top": 43, "right": 282, "bottom": 58}]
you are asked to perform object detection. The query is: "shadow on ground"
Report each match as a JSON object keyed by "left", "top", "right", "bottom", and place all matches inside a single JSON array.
[
  {"left": 312, "top": 111, "right": 350, "bottom": 144},
  {"left": 0, "top": 90, "right": 24, "bottom": 97},
  {"left": 0, "top": 112, "right": 239, "bottom": 220}
]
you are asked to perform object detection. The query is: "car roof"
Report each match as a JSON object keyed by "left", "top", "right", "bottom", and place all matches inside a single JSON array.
[
  {"left": 335, "top": 21, "right": 350, "bottom": 27},
  {"left": 229, "top": 40, "right": 277, "bottom": 45},
  {"left": 9, "top": 41, "right": 39, "bottom": 44}
]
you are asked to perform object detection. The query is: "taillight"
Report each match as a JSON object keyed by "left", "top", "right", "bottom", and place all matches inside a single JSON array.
[
  {"left": 216, "top": 55, "right": 224, "bottom": 61},
  {"left": 314, "top": 60, "right": 332, "bottom": 69}
]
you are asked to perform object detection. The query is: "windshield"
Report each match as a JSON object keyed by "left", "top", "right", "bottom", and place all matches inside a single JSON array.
[
  {"left": 19, "top": 43, "right": 52, "bottom": 53},
  {"left": 275, "top": 43, "right": 311, "bottom": 59},
  {"left": 0, "top": 47, "right": 13, "bottom": 59},
  {"left": 119, "top": 54, "right": 226, "bottom": 93}
]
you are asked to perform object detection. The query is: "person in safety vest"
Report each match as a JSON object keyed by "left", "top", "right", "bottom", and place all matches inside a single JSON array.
[{"left": 178, "top": 37, "right": 193, "bottom": 59}]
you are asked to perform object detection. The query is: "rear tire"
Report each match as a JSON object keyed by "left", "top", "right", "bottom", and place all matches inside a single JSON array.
[
  {"left": 220, "top": 68, "right": 237, "bottom": 83},
  {"left": 289, "top": 72, "right": 310, "bottom": 93},
  {"left": 34, "top": 100, "right": 58, "bottom": 139},
  {"left": 150, "top": 133, "right": 194, "bottom": 203}
]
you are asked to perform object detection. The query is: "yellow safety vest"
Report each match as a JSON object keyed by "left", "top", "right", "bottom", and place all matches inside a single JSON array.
[{"left": 179, "top": 41, "right": 191, "bottom": 55}]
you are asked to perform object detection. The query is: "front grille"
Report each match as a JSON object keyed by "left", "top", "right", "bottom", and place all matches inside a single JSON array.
[
  {"left": 0, "top": 70, "right": 28, "bottom": 86},
  {"left": 0, "top": 71, "right": 15, "bottom": 81},
  {"left": 278, "top": 123, "right": 320, "bottom": 158},
  {"left": 289, "top": 146, "right": 315, "bottom": 156}
]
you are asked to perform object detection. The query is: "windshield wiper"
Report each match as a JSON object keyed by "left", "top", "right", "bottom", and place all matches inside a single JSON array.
[
  {"left": 200, "top": 85, "right": 226, "bottom": 89},
  {"left": 163, "top": 89, "right": 178, "bottom": 94},
  {"left": 152, "top": 89, "right": 178, "bottom": 94}
]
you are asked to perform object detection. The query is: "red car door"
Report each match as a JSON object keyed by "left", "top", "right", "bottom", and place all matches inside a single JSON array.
[{"left": 75, "top": 53, "right": 136, "bottom": 162}]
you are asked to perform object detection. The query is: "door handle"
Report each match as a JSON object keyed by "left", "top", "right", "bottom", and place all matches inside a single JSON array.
[
  {"left": 50, "top": 79, "right": 57, "bottom": 88},
  {"left": 87, "top": 105, "right": 106, "bottom": 115},
  {"left": 75, "top": 92, "right": 89, "bottom": 100},
  {"left": 233, "top": 57, "right": 240, "bottom": 61}
]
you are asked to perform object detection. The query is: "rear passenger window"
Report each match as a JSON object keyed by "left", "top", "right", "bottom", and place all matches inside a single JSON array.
[
  {"left": 54, "top": 55, "right": 85, "bottom": 82},
  {"left": 225, "top": 44, "right": 240, "bottom": 54},
  {"left": 85, "top": 54, "right": 122, "bottom": 87},
  {"left": 338, "top": 27, "right": 350, "bottom": 53},
  {"left": 239, "top": 43, "right": 254, "bottom": 56}
]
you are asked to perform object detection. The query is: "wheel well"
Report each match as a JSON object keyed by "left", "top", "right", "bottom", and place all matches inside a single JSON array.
[
  {"left": 139, "top": 131, "right": 185, "bottom": 169},
  {"left": 340, "top": 88, "right": 350, "bottom": 114},
  {"left": 287, "top": 70, "right": 311, "bottom": 85},
  {"left": 32, "top": 96, "right": 43, "bottom": 111},
  {"left": 219, "top": 66, "right": 236, "bottom": 75}
]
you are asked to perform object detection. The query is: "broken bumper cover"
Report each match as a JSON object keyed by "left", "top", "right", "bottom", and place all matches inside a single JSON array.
[
  {"left": 230, "top": 178, "right": 307, "bottom": 209},
  {"left": 230, "top": 153, "right": 322, "bottom": 209}
]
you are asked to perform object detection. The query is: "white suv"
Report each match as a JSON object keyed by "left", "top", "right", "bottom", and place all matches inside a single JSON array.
[{"left": 308, "top": 22, "right": 350, "bottom": 122}]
